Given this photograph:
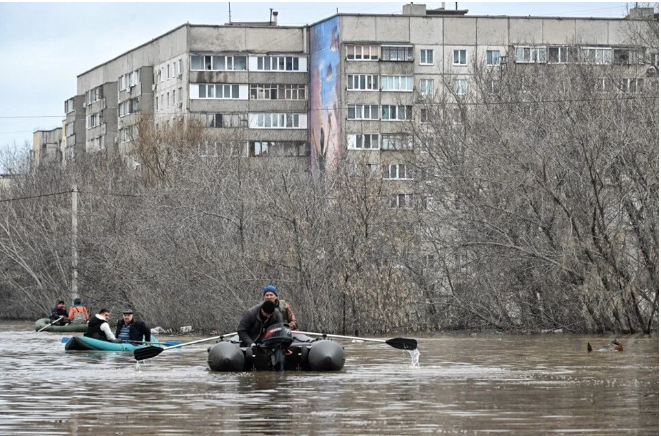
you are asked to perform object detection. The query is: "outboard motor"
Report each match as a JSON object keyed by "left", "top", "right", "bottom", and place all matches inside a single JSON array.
[
  {"left": 260, "top": 323, "right": 293, "bottom": 371},
  {"left": 261, "top": 323, "right": 294, "bottom": 350}
]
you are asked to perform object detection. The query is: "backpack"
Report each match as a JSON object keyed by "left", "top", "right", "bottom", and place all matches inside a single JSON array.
[{"left": 71, "top": 307, "right": 87, "bottom": 324}]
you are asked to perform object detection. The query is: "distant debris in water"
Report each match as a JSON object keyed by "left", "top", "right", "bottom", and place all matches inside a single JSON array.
[
  {"left": 351, "top": 339, "right": 364, "bottom": 343},
  {"left": 180, "top": 325, "right": 193, "bottom": 334},
  {"left": 541, "top": 329, "right": 564, "bottom": 334},
  {"left": 152, "top": 326, "right": 172, "bottom": 335},
  {"left": 588, "top": 339, "right": 623, "bottom": 353}
]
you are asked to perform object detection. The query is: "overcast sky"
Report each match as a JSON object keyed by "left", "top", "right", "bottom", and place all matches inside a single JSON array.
[{"left": 0, "top": 1, "right": 634, "bottom": 158}]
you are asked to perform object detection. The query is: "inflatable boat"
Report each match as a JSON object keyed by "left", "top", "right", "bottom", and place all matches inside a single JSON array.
[
  {"left": 35, "top": 318, "right": 88, "bottom": 333},
  {"left": 64, "top": 335, "right": 159, "bottom": 352},
  {"left": 208, "top": 325, "right": 345, "bottom": 372}
]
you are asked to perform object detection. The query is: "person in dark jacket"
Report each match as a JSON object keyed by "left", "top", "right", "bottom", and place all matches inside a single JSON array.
[
  {"left": 237, "top": 300, "right": 283, "bottom": 347},
  {"left": 85, "top": 309, "right": 117, "bottom": 341},
  {"left": 115, "top": 309, "right": 151, "bottom": 343},
  {"left": 50, "top": 300, "right": 70, "bottom": 326}
]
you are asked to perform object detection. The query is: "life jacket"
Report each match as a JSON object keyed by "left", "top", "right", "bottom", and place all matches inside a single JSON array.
[
  {"left": 69, "top": 306, "right": 89, "bottom": 324},
  {"left": 85, "top": 316, "right": 109, "bottom": 341},
  {"left": 276, "top": 299, "right": 291, "bottom": 324}
]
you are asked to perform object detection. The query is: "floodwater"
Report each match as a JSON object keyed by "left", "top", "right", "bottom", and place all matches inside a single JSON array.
[{"left": 0, "top": 322, "right": 657, "bottom": 435}]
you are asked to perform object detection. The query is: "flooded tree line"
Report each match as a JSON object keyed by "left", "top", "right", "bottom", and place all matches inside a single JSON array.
[{"left": 0, "top": 38, "right": 657, "bottom": 335}]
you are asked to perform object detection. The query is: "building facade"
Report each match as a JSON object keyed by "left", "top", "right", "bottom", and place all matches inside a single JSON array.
[{"left": 45, "top": 4, "right": 656, "bottom": 171}]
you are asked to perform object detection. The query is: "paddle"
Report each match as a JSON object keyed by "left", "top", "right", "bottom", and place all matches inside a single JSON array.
[
  {"left": 37, "top": 316, "right": 64, "bottom": 332},
  {"left": 59, "top": 337, "right": 181, "bottom": 347},
  {"left": 294, "top": 331, "right": 418, "bottom": 351},
  {"left": 134, "top": 332, "right": 237, "bottom": 361}
]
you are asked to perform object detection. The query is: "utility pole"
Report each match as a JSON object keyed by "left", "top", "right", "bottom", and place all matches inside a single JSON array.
[{"left": 71, "top": 184, "right": 78, "bottom": 299}]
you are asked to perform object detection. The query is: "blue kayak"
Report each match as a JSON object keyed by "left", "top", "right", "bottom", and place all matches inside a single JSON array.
[{"left": 65, "top": 335, "right": 159, "bottom": 352}]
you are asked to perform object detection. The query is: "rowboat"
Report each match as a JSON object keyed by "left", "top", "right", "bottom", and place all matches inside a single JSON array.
[
  {"left": 207, "top": 328, "right": 345, "bottom": 372},
  {"left": 64, "top": 335, "right": 159, "bottom": 352},
  {"left": 35, "top": 318, "right": 88, "bottom": 333}
]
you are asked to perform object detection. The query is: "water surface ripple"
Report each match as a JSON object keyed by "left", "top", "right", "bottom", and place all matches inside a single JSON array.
[{"left": 0, "top": 322, "right": 657, "bottom": 435}]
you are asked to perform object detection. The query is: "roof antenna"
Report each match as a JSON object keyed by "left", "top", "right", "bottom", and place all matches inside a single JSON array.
[{"left": 228, "top": 2, "right": 232, "bottom": 23}]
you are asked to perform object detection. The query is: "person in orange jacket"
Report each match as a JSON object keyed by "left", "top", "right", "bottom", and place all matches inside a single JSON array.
[{"left": 68, "top": 298, "right": 90, "bottom": 324}]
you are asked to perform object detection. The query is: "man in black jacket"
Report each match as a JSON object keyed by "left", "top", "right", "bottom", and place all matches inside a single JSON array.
[
  {"left": 50, "top": 300, "right": 71, "bottom": 326},
  {"left": 115, "top": 309, "right": 151, "bottom": 343},
  {"left": 237, "top": 300, "right": 283, "bottom": 347}
]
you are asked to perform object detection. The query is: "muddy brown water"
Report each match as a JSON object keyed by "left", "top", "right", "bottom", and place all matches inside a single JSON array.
[{"left": 0, "top": 321, "right": 657, "bottom": 435}]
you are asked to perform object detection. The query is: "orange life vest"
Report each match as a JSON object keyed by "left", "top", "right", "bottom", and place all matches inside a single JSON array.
[{"left": 68, "top": 306, "right": 89, "bottom": 323}]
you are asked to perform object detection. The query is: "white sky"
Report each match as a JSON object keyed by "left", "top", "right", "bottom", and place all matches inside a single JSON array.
[{"left": 0, "top": 1, "right": 635, "bottom": 158}]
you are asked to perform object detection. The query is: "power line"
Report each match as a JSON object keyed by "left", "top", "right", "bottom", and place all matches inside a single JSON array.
[{"left": 0, "top": 191, "right": 70, "bottom": 202}]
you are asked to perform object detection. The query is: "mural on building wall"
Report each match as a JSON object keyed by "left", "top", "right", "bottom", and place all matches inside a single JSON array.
[{"left": 310, "top": 16, "right": 340, "bottom": 173}]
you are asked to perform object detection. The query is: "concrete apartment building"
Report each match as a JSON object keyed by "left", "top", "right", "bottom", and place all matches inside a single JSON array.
[{"left": 33, "top": 4, "right": 656, "bottom": 175}]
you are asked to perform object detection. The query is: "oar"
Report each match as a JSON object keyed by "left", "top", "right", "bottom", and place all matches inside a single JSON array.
[
  {"left": 294, "top": 331, "right": 418, "bottom": 351},
  {"left": 37, "top": 316, "right": 64, "bottom": 332},
  {"left": 134, "top": 332, "right": 237, "bottom": 361},
  {"left": 59, "top": 337, "right": 181, "bottom": 347}
]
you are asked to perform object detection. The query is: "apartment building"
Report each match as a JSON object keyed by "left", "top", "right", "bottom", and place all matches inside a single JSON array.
[
  {"left": 31, "top": 127, "right": 63, "bottom": 169},
  {"left": 48, "top": 4, "right": 656, "bottom": 174}
]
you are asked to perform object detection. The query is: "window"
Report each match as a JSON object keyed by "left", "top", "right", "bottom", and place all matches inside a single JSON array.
[
  {"left": 420, "top": 79, "right": 434, "bottom": 96},
  {"left": 64, "top": 98, "right": 75, "bottom": 114},
  {"left": 619, "top": 78, "right": 644, "bottom": 93},
  {"left": 85, "top": 86, "right": 103, "bottom": 105},
  {"left": 249, "top": 141, "right": 310, "bottom": 157},
  {"left": 178, "top": 88, "right": 183, "bottom": 103},
  {"left": 548, "top": 46, "right": 576, "bottom": 64},
  {"left": 348, "top": 74, "right": 379, "bottom": 90},
  {"left": 347, "top": 134, "right": 379, "bottom": 150},
  {"left": 65, "top": 122, "right": 74, "bottom": 137},
  {"left": 347, "top": 104, "right": 379, "bottom": 120},
  {"left": 381, "top": 46, "right": 413, "bottom": 61},
  {"left": 249, "top": 84, "right": 307, "bottom": 100},
  {"left": 167, "top": 64, "right": 170, "bottom": 79},
  {"left": 594, "top": 77, "right": 610, "bottom": 93},
  {"left": 580, "top": 47, "right": 612, "bottom": 64},
  {"left": 251, "top": 113, "right": 305, "bottom": 129},
  {"left": 453, "top": 49, "right": 467, "bottom": 65},
  {"left": 198, "top": 113, "right": 248, "bottom": 128},
  {"left": 381, "top": 134, "right": 413, "bottom": 150},
  {"left": 255, "top": 56, "right": 302, "bottom": 71},
  {"left": 420, "top": 49, "right": 433, "bottom": 65},
  {"left": 515, "top": 46, "right": 548, "bottom": 63},
  {"left": 382, "top": 105, "right": 412, "bottom": 121},
  {"left": 486, "top": 50, "right": 501, "bottom": 66},
  {"left": 190, "top": 55, "right": 248, "bottom": 71},
  {"left": 86, "top": 112, "right": 102, "bottom": 129},
  {"left": 420, "top": 108, "right": 430, "bottom": 123},
  {"left": 381, "top": 76, "right": 413, "bottom": 91},
  {"left": 155, "top": 96, "right": 159, "bottom": 111},
  {"left": 346, "top": 44, "right": 379, "bottom": 61},
  {"left": 166, "top": 92, "right": 170, "bottom": 107},
  {"left": 384, "top": 164, "right": 411, "bottom": 180},
  {"left": 422, "top": 196, "right": 436, "bottom": 211},
  {"left": 453, "top": 79, "right": 468, "bottom": 95},
  {"left": 387, "top": 193, "right": 413, "bottom": 209},
  {"left": 196, "top": 84, "right": 241, "bottom": 99},
  {"left": 178, "top": 59, "right": 183, "bottom": 76}
]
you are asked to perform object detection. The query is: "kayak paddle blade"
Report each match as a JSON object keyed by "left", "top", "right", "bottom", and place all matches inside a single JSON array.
[
  {"left": 134, "top": 345, "right": 165, "bottom": 361},
  {"left": 385, "top": 338, "right": 417, "bottom": 350}
]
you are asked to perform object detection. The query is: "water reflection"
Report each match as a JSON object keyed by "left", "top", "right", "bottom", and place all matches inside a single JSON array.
[{"left": 0, "top": 322, "right": 657, "bottom": 435}]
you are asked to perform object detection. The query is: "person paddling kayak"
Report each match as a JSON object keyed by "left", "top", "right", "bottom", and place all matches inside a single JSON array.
[{"left": 50, "top": 300, "right": 71, "bottom": 326}]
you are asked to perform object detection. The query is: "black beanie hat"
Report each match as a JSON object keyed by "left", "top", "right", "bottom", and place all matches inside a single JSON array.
[{"left": 261, "top": 300, "right": 276, "bottom": 314}]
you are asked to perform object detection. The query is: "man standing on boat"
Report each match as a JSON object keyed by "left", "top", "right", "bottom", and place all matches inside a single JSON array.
[
  {"left": 237, "top": 300, "right": 283, "bottom": 347},
  {"left": 67, "top": 298, "right": 90, "bottom": 324},
  {"left": 261, "top": 285, "right": 298, "bottom": 330},
  {"left": 115, "top": 309, "right": 152, "bottom": 343},
  {"left": 50, "top": 300, "right": 71, "bottom": 326},
  {"left": 85, "top": 309, "right": 118, "bottom": 342}
]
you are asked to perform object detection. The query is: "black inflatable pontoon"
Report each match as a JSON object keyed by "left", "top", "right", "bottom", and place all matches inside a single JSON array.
[{"left": 207, "top": 324, "right": 345, "bottom": 372}]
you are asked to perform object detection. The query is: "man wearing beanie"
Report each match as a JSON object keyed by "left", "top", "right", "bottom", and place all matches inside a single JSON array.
[
  {"left": 262, "top": 285, "right": 298, "bottom": 330},
  {"left": 237, "top": 299, "right": 283, "bottom": 347}
]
